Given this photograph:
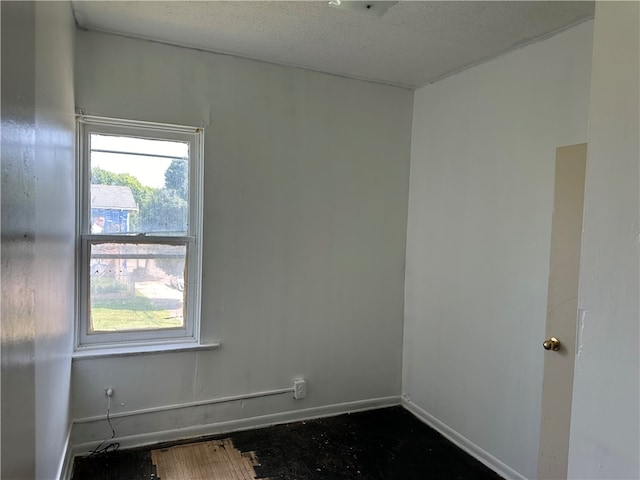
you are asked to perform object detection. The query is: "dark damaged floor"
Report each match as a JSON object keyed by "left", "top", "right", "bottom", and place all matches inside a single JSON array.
[{"left": 71, "top": 406, "right": 503, "bottom": 480}]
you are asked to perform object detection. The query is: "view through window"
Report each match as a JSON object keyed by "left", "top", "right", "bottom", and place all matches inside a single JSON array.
[{"left": 78, "top": 118, "right": 202, "bottom": 348}]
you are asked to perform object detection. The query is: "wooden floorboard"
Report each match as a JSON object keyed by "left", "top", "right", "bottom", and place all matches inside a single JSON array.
[{"left": 151, "top": 439, "right": 260, "bottom": 480}]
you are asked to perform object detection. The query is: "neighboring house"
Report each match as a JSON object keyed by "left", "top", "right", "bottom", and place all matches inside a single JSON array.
[{"left": 91, "top": 184, "right": 138, "bottom": 233}]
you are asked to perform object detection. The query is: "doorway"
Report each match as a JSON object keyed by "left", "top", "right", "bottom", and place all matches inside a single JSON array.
[{"left": 537, "top": 144, "right": 587, "bottom": 479}]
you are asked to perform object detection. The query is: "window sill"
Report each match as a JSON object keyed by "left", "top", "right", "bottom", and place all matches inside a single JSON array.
[{"left": 72, "top": 341, "right": 221, "bottom": 360}]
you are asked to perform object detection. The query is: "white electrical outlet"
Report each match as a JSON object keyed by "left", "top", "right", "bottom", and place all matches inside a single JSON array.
[{"left": 293, "top": 379, "right": 307, "bottom": 399}]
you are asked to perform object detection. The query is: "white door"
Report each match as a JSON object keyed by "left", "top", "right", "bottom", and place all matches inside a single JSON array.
[{"left": 537, "top": 144, "right": 587, "bottom": 479}]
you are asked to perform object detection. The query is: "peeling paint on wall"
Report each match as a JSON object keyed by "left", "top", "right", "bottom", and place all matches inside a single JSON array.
[{"left": 576, "top": 309, "right": 586, "bottom": 357}]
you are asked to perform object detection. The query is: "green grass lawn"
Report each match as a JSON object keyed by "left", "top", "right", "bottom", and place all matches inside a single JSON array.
[{"left": 90, "top": 294, "right": 183, "bottom": 332}]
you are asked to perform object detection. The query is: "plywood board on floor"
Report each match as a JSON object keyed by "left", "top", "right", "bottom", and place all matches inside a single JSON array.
[{"left": 151, "top": 438, "right": 262, "bottom": 480}]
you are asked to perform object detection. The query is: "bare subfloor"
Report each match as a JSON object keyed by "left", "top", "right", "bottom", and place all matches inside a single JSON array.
[{"left": 71, "top": 406, "right": 503, "bottom": 480}]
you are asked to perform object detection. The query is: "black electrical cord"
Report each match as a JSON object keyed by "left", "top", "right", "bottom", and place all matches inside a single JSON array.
[{"left": 87, "top": 394, "right": 121, "bottom": 458}]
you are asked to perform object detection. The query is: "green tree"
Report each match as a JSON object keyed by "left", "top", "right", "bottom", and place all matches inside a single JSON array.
[
  {"left": 139, "top": 189, "right": 188, "bottom": 234},
  {"left": 164, "top": 159, "right": 188, "bottom": 201}
]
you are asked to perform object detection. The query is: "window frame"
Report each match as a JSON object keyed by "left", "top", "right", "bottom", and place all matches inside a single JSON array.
[{"left": 75, "top": 115, "right": 204, "bottom": 351}]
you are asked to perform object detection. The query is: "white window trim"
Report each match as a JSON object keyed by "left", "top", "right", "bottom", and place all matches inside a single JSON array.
[{"left": 75, "top": 115, "right": 204, "bottom": 352}]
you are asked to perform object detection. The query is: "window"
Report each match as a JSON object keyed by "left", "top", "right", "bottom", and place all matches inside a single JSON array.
[{"left": 76, "top": 116, "right": 203, "bottom": 350}]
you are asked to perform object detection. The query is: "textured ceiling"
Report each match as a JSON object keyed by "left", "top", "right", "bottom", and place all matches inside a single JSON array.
[{"left": 72, "top": 1, "right": 594, "bottom": 89}]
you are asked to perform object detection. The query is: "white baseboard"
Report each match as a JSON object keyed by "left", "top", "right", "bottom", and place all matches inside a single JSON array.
[
  {"left": 402, "top": 398, "right": 526, "bottom": 480},
  {"left": 71, "top": 396, "right": 401, "bottom": 456},
  {"left": 57, "top": 423, "right": 74, "bottom": 480}
]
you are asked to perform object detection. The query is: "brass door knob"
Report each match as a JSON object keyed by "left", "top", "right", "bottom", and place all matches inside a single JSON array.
[{"left": 543, "top": 337, "right": 561, "bottom": 351}]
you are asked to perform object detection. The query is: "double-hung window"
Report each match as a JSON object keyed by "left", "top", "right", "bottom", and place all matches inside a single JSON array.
[{"left": 76, "top": 116, "right": 203, "bottom": 350}]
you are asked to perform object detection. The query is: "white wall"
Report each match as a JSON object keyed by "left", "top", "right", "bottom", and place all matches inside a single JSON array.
[
  {"left": 568, "top": 3, "right": 639, "bottom": 478},
  {"left": 403, "top": 22, "right": 593, "bottom": 479},
  {"left": 1, "top": 2, "right": 76, "bottom": 478},
  {"left": 71, "top": 31, "right": 413, "bottom": 445}
]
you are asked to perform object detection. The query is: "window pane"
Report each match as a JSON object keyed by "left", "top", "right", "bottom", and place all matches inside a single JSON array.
[
  {"left": 89, "top": 134, "right": 189, "bottom": 235},
  {"left": 88, "top": 242, "right": 187, "bottom": 333}
]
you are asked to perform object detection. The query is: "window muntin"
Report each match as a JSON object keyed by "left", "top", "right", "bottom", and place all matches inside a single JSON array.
[{"left": 77, "top": 117, "right": 203, "bottom": 350}]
